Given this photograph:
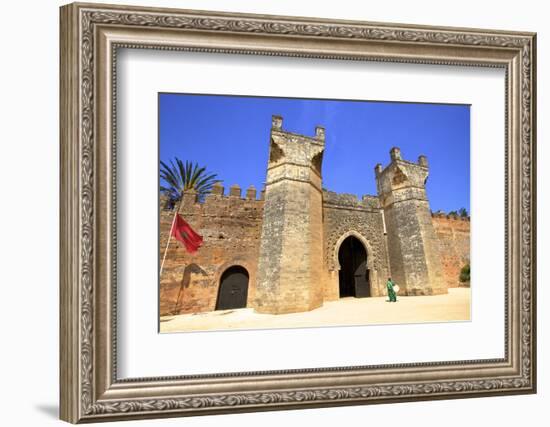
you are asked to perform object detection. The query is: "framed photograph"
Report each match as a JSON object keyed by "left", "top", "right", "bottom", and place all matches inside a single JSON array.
[{"left": 60, "top": 2, "right": 537, "bottom": 423}]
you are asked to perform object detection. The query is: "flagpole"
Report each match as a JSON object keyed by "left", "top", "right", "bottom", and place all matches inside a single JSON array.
[
  {"left": 173, "top": 265, "right": 186, "bottom": 315},
  {"left": 159, "top": 197, "right": 181, "bottom": 278}
]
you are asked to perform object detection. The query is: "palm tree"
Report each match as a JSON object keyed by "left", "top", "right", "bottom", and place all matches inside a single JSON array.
[{"left": 160, "top": 157, "right": 219, "bottom": 204}]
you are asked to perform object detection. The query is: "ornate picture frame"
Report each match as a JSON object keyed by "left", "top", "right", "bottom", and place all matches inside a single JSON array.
[{"left": 60, "top": 2, "right": 536, "bottom": 423}]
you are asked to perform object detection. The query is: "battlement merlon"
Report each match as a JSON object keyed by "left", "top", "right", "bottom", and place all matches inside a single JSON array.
[{"left": 375, "top": 147, "right": 430, "bottom": 202}]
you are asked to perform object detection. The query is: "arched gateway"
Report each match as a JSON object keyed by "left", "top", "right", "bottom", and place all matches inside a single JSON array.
[
  {"left": 215, "top": 266, "right": 249, "bottom": 310},
  {"left": 337, "top": 235, "right": 371, "bottom": 298}
]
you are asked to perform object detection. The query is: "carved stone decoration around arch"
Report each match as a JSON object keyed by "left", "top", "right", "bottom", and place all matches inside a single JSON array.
[
  {"left": 324, "top": 214, "right": 388, "bottom": 274},
  {"left": 331, "top": 230, "right": 381, "bottom": 296},
  {"left": 332, "top": 231, "right": 374, "bottom": 272}
]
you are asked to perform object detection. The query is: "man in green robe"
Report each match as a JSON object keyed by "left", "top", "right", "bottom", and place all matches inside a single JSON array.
[{"left": 386, "top": 277, "right": 397, "bottom": 302}]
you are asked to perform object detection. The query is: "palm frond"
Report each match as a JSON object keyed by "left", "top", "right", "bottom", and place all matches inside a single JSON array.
[{"left": 160, "top": 156, "right": 219, "bottom": 202}]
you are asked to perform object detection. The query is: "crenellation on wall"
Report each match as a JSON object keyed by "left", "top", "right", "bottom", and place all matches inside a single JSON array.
[
  {"left": 432, "top": 211, "right": 470, "bottom": 221},
  {"left": 322, "top": 190, "right": 381, "bottom": 210}
]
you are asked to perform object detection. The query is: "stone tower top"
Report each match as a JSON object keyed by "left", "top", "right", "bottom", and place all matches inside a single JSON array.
[
  {"left": 267, "top": 115, "right": 325, "bottom": 179},
  {"left": 376, "top": 147, "right": 429, "bottom": 199},
  {"left": 270, "top": 114, "right": 325, "bottom": 143}
]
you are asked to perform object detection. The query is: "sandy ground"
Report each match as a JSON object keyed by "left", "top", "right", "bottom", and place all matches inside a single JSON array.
[{"left": 160, "top": 288, "right": 471, "bottom": 333}]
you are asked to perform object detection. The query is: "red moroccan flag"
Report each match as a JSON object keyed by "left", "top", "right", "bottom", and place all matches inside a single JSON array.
[{"left": 171, "top": 214, "right": 203, "bottom": 253}]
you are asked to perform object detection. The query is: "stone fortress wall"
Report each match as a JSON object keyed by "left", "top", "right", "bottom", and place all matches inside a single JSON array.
[{"left": 159, "top": 116, "right": 470, "bottom": 316}]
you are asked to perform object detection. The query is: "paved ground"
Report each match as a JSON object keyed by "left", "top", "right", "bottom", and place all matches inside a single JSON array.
[{"left": 160, "top": 288, "right": 471, "bottom": 333}]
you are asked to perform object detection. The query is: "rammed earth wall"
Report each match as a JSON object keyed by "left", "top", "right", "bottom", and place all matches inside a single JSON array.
[
  {"left": 431, "top": 214, "right": 471, "bottom": 288},
  {"left": 159, "top": 187, "right": 263, "bottom": 316}
]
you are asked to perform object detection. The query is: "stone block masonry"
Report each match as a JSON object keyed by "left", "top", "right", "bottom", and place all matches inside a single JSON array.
[
  {"left": 376, "top": 147, "right": 446, "bottom": 295},
  {"left": 255, "top": 116, "right": 326, "bottom": 314}
]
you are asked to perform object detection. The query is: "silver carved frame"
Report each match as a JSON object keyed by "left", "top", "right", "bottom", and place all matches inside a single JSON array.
[{"left": 59, "top": 2, "right": 537, "bottom": 423}]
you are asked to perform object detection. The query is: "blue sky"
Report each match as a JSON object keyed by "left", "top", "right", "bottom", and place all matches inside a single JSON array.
[{"left": 159, "top": 93, "right": 470, "bottom": 213}]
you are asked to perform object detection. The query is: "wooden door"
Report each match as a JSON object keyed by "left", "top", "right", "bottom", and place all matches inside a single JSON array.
[{"left": 216, "top": 266, "right": 249, "bottom": 310}]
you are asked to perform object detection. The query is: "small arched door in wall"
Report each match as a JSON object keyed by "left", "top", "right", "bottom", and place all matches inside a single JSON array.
[
  {"left": 338, "top": 236, "right": 370, "bottom": 298},
  {"left": 215, "top": 266, "right": 249, "bottom": 310}
]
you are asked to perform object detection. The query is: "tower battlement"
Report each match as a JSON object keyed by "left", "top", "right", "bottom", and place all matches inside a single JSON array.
[
  {"left": 160, "top": 186, "right": 264, "bottom": 222},
  {"left": 432, "top": 211, "right": 470, "bottom": 221},
  {"left": 375, "top": 147, "right": 430, "bottom": 202},
  {"left": 267, "top": 115, "right": 325, "bottom": 186},
  {"left": 207, "top": 182, "right": 264, "bottom": 201},
  {"left": 271, "top": 115, "right": 325, "bottom": 144}
]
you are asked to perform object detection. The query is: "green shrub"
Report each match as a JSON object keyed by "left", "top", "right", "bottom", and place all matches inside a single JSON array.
[{"left": 459, "top": 263, "right": 470, "bottom": 283}]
